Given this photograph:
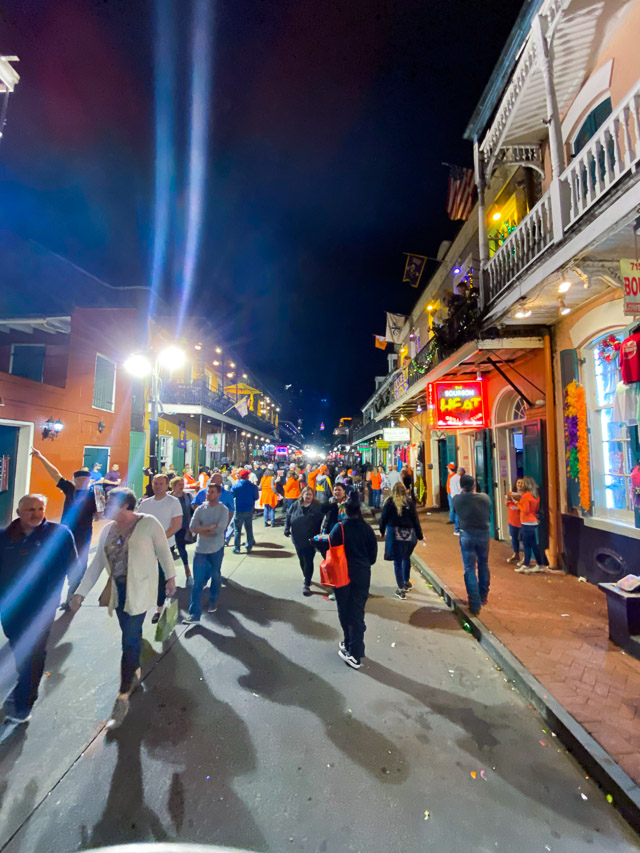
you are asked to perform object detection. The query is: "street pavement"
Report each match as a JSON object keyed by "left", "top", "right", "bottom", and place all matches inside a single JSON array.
[{"left": 0, "top": 514, "right": 638, "bottom": 853}]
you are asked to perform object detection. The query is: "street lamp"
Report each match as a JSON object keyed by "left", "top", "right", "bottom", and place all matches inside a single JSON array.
[{"left": 125, "top": 345, "right": 185, "bottom": 479}]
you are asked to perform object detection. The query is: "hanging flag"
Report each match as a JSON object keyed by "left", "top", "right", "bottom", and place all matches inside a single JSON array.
[
  {"left": 446, "top": 165, "right": 475, "bottom": 221},
  {"left": 374, "top": 335, "right": 387, "bottom": 350},
  {"left": 234, "top": 396, "right": 250, "bottom": 417},
  {"left": 386, "top": 312, "right": 406, "bottom": 344},
  {"left": 402, "top": 254, "right": 427, "bottom": 288}
]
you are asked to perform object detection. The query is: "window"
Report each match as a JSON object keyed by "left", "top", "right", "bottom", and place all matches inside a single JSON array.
[
  {"left": 573, "top": 98, "right": 612, "bottom": 155},
  {"left": 93, "top": 354, "right": 116, "bottom": 412},
  {"left": 585, "top": 330, "right": 634, "bottom": 522},
  {"left": 10, "top": 344, "right": 45, "bottom": 382}
]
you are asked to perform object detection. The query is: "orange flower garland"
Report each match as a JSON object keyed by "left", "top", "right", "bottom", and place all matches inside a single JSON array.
[{"left": 564, "top": 381, "right": 591, "bottom": 512}]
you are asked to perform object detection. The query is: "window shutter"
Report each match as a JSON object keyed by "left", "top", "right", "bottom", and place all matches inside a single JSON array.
[{"left": 93, "top": 355, "right": 115, "bottom": 411}]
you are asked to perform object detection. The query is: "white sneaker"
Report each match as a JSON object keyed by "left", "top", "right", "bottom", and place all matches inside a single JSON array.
[
  {"left": 523, "top": 564, "right": 544, "bottom": 574},
  {"left": 516, "top": 559, "right": 525, "bottom": 567},
  {"left": 514, "top": 564, "right": 529, "bottom": 573}
]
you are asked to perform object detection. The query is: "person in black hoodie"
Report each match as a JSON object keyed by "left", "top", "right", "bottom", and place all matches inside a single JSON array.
[
  {"left": 284, "top": 487, "right": 324, "bottom": 595},
  {"left": 379, "top": 482, "right": 424, "bottom": 600},
  {"left": 330, "top": 499, "right": 378, "bottom": 670}
]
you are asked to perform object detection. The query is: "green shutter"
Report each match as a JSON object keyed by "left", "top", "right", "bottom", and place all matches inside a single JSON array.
[
  {"left": 127, "top": 431, "right": 146, "bottom": 498},
  {"left": 93, "top": 355, "right": 115, "bottom": 411}
]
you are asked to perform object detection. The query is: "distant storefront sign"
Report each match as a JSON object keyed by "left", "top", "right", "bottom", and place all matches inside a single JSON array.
[
  {"left": 429, "top": 380, "right": 487, "bottom": 429},
  {"left": 177, "top": 421, "right": 187, "bottom": 449},
  {"left": 383, "top": 427, "right": 410, "bottom": 442},
  {"left": 206, "top": 433, "right": 225, "bottom": 453},
  {"left": 275, "top": 445, "right": 288, "bottom": 456},
  {"left": 621, "top": 259, "right": 640, "bottom": 315},
  {"left": 376, "top": 440, "right": 390, "bottom": 449},
  {"left": 393, "top": 367, "right": 409, "bottom": 401}
]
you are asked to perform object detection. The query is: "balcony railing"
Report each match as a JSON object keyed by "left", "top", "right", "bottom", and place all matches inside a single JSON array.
[
  {"left": 485, "top": 78, "right": 640, "bottom": 306},
  {"left": 352, "top": 419, "right": 391, "bottom": 443},
  {"left": 162, "top": 381, "right": 275, "bottom": 434}
]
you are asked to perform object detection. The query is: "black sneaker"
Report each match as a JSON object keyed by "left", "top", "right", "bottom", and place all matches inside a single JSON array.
[
  {"left": 339, "top": 640, "right": 348, "bottom": 653},
  {"left": 338, "top": 648, "right": 361, "bottom": 670},
  {"left": 302, "top": 585, "right": 312, "bottom": 596},
  {"left": 403, "top": 583, "right": 411, "bottom": 592},
  {"left": 394, "top": 589, "right": 406, "bottom": 600}
]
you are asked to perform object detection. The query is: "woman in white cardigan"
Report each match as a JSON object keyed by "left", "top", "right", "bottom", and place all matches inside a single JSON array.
[{"left": 70, "top": 488, "right": 176, "bottom": 729}]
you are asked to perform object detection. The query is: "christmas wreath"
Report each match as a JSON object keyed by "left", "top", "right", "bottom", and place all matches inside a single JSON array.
[{"left": 596, "top": 334, "right": 621, "bottom": 364}]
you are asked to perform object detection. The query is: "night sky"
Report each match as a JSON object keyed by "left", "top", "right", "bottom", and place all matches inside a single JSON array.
[{"left": 0, "top": 0, "right": 520, "bottom": 433}]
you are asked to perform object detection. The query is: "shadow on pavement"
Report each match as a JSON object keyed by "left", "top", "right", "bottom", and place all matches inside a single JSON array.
[{"left": 188, "top": 611, "right": 410, "bottom": 785}]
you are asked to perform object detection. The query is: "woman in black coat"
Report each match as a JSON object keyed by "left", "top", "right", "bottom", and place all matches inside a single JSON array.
[
  {"left": 379, "top": 483, "right": 423, "bottom": 600},
  {"left": 284, "top": 487, "right": 324, "bottom": 595}
]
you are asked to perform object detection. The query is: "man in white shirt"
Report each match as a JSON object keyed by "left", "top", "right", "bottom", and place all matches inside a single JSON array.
[
  {"left": 387, "top": 466, "right": 402, "bottom": 489},
  {"left": 139, "top": 474, "right": 182, "bottom": 623},
  {"left": 449, "top": 467, "right": 465, "bottom": 536}
]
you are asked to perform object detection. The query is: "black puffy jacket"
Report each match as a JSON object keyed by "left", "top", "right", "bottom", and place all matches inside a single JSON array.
[{"left": 284, "top": 500, "right": 324, "bottom": 549}]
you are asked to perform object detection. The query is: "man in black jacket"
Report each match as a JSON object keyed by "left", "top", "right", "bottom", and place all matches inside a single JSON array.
[
  {"left": 0, "top": 494, "right": 77, "bottom": 729},
  {"left": 329, "top": 501, "right": 378, "bottom": 670}
]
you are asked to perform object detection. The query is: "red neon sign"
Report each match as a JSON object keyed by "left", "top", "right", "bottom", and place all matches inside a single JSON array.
[{"left": 430, "top": 380, "right": 487, "bottom": 429}]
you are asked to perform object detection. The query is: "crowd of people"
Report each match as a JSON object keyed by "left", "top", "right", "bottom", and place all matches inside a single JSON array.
[{"left": 0, "top": 449, "right": 544, "bottom": 736}]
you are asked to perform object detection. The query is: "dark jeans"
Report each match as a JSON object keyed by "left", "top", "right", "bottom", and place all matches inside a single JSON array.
[
  {"left": 459, "top": 530, "right": 490, "bottom": 612},
  {"left": 521, "top": 524, "right": 543, "bottom": 565},
  {"left": 508, "top": 523, "right": 521, "bottom": 556},
  {"left": 234, "top": 511, "right": 255, "bottom": 550},
  {"left": 115, "top": 582, "right": 145, "bottom": 694},
  {"left": 174, "top": 528, "right": 190, "bottom": 569},
  {"left": 4, "top": 619, "right": 52, "bottom": 718},
  {"left": 296, "top": 546, "right": 315, "bottom": 585},
  {"left": 334, "top": 582, "right": 369, "bottom": 662},
  {"left": 371, "top": 489, "right": 381, "bottom": 508},
  {"left": 189, "top": 549, "right": 224, "bottom": 618}
]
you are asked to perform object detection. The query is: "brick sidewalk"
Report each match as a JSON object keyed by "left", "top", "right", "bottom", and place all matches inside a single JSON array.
[{"left": 411, "top": 508, "right": 640, "bottom": 785}]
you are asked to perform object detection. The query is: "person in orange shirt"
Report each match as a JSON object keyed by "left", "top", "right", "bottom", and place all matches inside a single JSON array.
[
  {"left": 505, "top": 478, "right": 523, "bottom": 564},
  {"left": 259, "top": 467, "right": 279, "bottom": 527},
  {"left": 446, "top": 462, "right": 456, "bottom": 524},
  {"left": 516, "top": 476, "right": 544, "bottom": 574},
  {"left": 283, "top": 471, "right": 302, "bottom": 513},
  {"left": 307, "top": 467, "right": 320, "bottom": 493},
  {"left": 370, "top": 467, "right": 382, "bottom": 509}
]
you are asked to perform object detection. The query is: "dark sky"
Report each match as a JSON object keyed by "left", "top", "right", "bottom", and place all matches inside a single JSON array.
[{"left": 0, "top": 0, "right": 521, "bottom": 434}]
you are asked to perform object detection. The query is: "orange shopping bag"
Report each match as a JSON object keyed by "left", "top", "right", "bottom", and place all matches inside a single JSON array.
[{"left": 319, "top": 523, "right": 350, "bottom": 588}]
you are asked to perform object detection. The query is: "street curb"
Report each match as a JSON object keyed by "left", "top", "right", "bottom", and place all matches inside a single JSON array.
[{"left": 411, "top": 550, "right": 640, "bottom": 835}]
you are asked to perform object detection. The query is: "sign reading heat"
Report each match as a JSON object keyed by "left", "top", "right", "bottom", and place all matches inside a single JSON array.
[{"left": 428, "top": 380, "right": 487, "bottom": 429}]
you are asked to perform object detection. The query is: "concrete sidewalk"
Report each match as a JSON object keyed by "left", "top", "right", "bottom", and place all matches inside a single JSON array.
[{"left": 409, "top": 510, "right": 640, "bottom": 787}]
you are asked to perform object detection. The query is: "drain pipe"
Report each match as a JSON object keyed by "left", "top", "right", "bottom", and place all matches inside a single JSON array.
[{"left": 544, "top": 331, "right": 559, "bottom": 569}]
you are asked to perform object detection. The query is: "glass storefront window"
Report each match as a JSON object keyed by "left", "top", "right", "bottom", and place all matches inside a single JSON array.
[{"left": 585, "top": 329, "right": 634, "bottom": 521}]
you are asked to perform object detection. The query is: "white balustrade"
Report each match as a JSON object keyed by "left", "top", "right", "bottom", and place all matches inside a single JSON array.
[
  {"left": 485, "top": 193, "right": 553, "bottom": 303},
  {"left": 562, "top": 81, "right": 640, "bottom": 227}
]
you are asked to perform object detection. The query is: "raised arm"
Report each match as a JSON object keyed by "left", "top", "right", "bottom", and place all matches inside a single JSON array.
[{"left": 31, "top": 447, "right": 63, "bottom": 484}]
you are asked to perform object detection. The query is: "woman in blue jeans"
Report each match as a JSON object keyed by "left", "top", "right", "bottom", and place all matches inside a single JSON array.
[{"left": 379, "top": 483, "right": 424, "bottom": 600}]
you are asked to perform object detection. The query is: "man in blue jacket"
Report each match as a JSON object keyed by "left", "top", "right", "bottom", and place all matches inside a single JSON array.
[
  {"left": 0, "top": 494, "right": 77, "bottom": 729},
  {"left": 231, "top": 469, "right": 259, "bottom": 554}
]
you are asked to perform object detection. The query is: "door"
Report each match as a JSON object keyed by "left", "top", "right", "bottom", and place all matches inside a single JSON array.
[
  {"left": 0, "top": 426, "right": 19, "bottom": 527},
  {"left": 82, "top": 446, "right": 110, "bottom": 475},
  {"left": 474, "top": 428, "right": 496, "bottom": 536},
  {"left": 437, "top": 439, "right": 448, "bottom": 509},
  {"left": 522, "top": 419, "right": 548, "bottom": 551},
  {"left": 172, "top": 444, "right": 185, "bottom": 476}
]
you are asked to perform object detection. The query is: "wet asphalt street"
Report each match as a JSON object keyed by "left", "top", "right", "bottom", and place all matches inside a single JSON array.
[{"left": 0, "top": 515, "right": 638, "bottom": 853}]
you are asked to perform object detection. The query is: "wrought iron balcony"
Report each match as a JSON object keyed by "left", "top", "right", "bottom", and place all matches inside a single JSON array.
[{"left": 162, "top": 380, "right": 275, "bottom": 435}]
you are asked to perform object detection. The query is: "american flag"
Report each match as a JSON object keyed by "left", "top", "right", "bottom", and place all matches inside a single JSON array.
[{"left": 446, "top": 165, "right": 475, "bottom": 221}]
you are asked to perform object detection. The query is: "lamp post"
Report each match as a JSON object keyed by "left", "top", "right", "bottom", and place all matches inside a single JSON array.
[{"left": 124, "top": 345, "right": 186, "bottom": 483}]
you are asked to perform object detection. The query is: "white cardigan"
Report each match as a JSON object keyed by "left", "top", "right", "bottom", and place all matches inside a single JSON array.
[{"left": 77, "top": 514, "right": 176, "bottom": 616}]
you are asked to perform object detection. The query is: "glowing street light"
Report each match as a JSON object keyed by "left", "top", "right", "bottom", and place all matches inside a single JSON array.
[
  {"left": 157, "top": 346, "right": 186, "bottom": 370},
  {"left": 124, "top": 353, "right": 152, "bottom": 378}
]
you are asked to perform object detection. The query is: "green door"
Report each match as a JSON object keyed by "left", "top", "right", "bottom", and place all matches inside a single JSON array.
[
  {"left": 474, "top": 428, "right": 496, "bottom": 536},
  {"left": 172, "top": 444, "right": 185, "bottom": 475},
  {"left": 128, "top": 431, "right": 146, "bottom": 498},
  {"left": 522, "top": 419, "right": 547, "bottom": 551},
  {"left": 0, "top": 425, "right": 19, "bottom": 527},
  {"left": 82, "top": 446, "right": 110, "bottom": 475}
]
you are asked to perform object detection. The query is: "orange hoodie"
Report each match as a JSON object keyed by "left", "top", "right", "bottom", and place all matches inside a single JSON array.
[
  {"left": 519, "top": 492, "right": 540, "bottom": 524},
  {"left": 284, "top": 477, "right": 301, "bottom": 500},
  {"left": 308, "top": 468, "right": 319, "bottom": 491}
]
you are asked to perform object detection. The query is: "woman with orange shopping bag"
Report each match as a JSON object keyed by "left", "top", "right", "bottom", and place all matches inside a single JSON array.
[{"left": 326, "top": 499, "right": 377, "bottom": 670}]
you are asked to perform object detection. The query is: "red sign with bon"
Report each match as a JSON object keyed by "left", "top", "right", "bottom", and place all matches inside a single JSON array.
[{"left": 429, "top": 380, "right": 487, "bottom": 429}]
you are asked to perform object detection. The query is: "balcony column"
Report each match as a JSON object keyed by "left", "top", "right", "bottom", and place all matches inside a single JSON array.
[
  {"left": 533, "top": 14, "right": 567, "bottom": 242},
  {"left": 474, "top": 141, "right": 488, "bottom": 311}
]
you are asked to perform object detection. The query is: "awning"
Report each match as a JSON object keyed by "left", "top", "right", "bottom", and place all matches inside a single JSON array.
[{"left": 375, "top": 336, "right": 544, "bottom": 420}]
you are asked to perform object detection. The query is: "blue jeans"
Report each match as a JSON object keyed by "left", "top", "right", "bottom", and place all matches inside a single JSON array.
[
  {"left": 385, "top": 527, "right": 412, "bottom": 588},
  {"left": 459, "top": 530, "right": 490, "bottom": 612},
  {"left": 225, "top": 511, "right": 235, "bottom": 544},
  {"left": 508, "top": 523, "right": 521, "bottom": 556},
  {"left": 453, "top": 509, "right": 460, "bottom": 533},
  {"left": 371, "top": 489, "right": 381, "bottom": 508},
  {"left": 448, "top": 493, "right": 455, "bottom": 522},
  {"left": 189, "top": 549, "right": 224, "bottom": 618},
  {"left": 234, "top": 510, "right": 255, "bottom": 551},
  {"left": 263, "top": 505, "right": 275, "bottom": 524},
  {"left": 521, "top": 525, "right": 543, "bottom": 566},
  {"left": 115, "top": 581, "right": 146, "bottom": 694}
]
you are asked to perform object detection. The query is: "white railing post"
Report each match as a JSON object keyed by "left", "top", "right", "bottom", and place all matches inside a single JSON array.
[{"left": 533, "top": 15, "right": 567, "bottom": 243}]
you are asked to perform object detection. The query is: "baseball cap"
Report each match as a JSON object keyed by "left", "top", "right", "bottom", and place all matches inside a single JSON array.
[
  {"left": 447, "top": 462, "right": 456, "bottom": 469},
  {"left": 238, "top": 469, "right": 251, "bottom": 479}
]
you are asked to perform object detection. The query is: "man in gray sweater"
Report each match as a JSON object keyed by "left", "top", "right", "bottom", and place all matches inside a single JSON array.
[
  {"left": 452, "top": 474, "right": 491, "bottom": 616},
  {"left": 184, "top": 482, "right": 229, "bottom": 624}
]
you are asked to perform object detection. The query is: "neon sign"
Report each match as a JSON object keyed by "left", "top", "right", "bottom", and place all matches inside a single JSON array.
[{"left": 429, "top": 380, "right": 487, "bottom": 429}]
